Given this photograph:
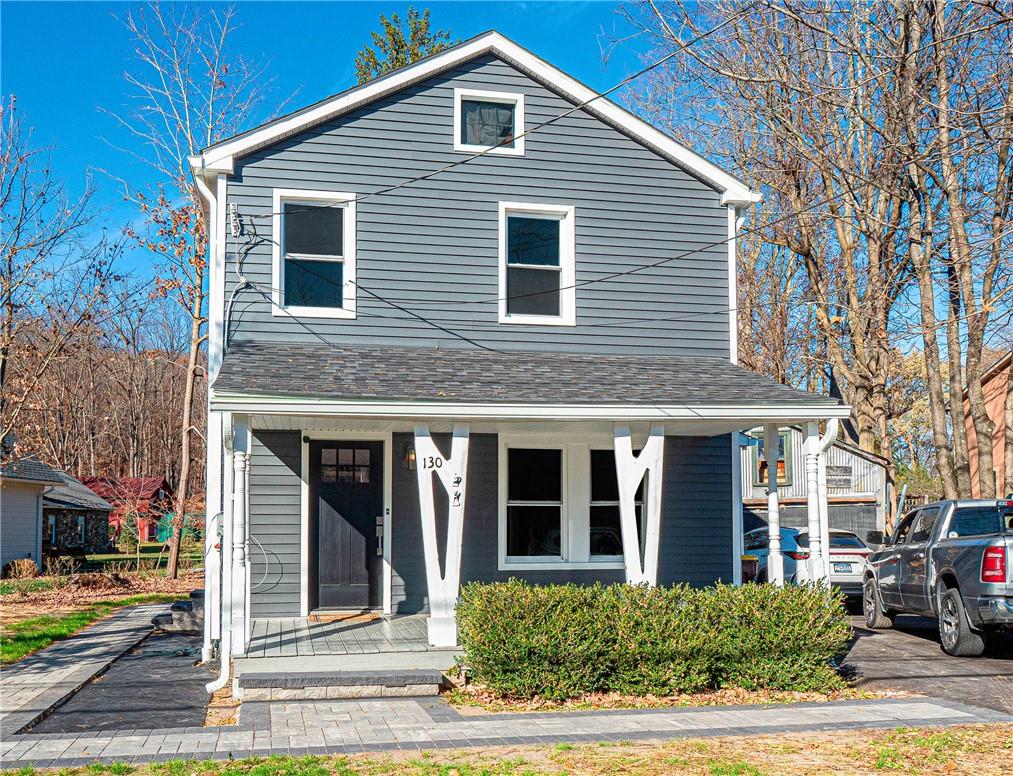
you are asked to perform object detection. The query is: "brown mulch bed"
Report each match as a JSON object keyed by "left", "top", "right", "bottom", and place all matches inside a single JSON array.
[
  {"left": 0, "top": 571, "right": 204, "bottom": 626},
  {"left": 446, "top": 682, "right": 916, "bottom": 714}
]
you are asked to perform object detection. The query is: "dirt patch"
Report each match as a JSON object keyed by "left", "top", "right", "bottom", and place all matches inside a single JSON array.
[
  {"left": 0, "top": 571, "right": 202, "bottom": 626},
  {"left": 446, "top": 683, "right": 917, "bottom": 714},
  {"left": 205, "top": 679, "right": 239, "bottom": 727}
]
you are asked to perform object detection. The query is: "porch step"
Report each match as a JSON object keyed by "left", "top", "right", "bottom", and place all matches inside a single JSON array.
[
  {"left": 151, "top": 590, "right": 204, "bottom": 633},
  {"left": 235, "top": 670, "right": 447, "bottom": 701}
]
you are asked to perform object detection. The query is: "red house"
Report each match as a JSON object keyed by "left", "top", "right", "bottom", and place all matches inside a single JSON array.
[{"left": 81, "top": 477, "right": 173, "bottom": 543}]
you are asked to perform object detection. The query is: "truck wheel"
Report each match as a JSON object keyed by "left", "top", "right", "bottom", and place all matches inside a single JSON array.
[
  {"left": 863, "top": 577, "right": 894, "bottom": 629},
  {"left": 938, "top": 588, "right": 986, "bottom": 657}
]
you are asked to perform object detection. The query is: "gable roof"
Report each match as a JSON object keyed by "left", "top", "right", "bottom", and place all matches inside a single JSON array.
[
  {"left": 44, "top": 471, "right": 115, "bottom": 512},
  {"left": 81, "top": 476, "right": 172, "bottom": 504},
  {"left": 191, "top": 31, "right": 759, "bottom": 207}
]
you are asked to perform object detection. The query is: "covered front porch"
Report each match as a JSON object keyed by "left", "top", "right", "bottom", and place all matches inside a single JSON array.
[{"left": 203, "top": 343, "right": 852, "bottom": 673}]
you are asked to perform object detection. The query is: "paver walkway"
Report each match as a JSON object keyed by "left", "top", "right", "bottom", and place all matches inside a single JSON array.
[
  {"left": 2, "top": 695, "right": 1009, "bottom": 768},
  {"left": 0, "top": 605, "right": 164, "bottom": 737}
]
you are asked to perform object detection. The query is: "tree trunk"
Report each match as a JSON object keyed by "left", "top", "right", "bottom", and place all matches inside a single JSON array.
[{"left": 166, "top": 282, "right": 204, "bottom": 579}]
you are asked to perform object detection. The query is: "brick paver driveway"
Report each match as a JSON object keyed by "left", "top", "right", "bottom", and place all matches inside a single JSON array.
[{"left": 845, "top": 614, "right": 1013, "bottom": 714}]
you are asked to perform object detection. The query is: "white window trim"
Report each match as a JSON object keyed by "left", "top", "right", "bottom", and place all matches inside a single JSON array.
[
  {"left": 497, "top": 201, "right": 576, "bottom": 326},
  {"left": 498, "top": 436, "right": 624, "bottom": 571},
  {"left": 271, "top": 188, "right": 357, "bottom": 320},
  {"left": 453, "top": 87, "right": 525, "bottom": 156}
]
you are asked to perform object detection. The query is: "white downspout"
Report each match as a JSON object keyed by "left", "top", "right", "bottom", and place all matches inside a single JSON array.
[{"left": 817, "top": 419, "right": 840, "bottom": 580}]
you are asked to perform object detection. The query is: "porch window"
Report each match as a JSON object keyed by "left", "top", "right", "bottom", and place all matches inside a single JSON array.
[
  {"left": 454, "top": 88, "right": 524, "bottom": 155},
  {"left": 589, "top": 449, "right": 643, "bottom": 559},
  {"left": 505, "top": 448, "right": 562, "bottom": 559},
  {"left": 271, "top": 189, "right": 357, "bottom": 319},
  {"left": 750, "top": 428, "right": 792, "bottom": 487},
  {"left": 498, "top": 202, "right": 576, "bottom": 326}
]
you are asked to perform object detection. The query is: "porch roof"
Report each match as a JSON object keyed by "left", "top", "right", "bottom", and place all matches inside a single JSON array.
[{"left": 213, "top": 341, "right": 842, "bottom": 410}]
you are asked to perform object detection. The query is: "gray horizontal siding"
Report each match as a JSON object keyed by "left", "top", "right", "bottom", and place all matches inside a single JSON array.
[
  {"left": 225, "top": 54, "right": 730, "bottom": 357},
  {"left": 248, "top": 431, "right": 302, "bottom": 617},
  {"left": 390, "top": 432, "right": 734, "bottom": 613}
]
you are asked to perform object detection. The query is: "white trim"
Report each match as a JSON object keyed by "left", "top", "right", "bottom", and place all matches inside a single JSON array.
[
  {"left": 727, "top": 205, "right": 740, "bottom": 365},
  {"left": 497, "top": 434, "right": 628, "bottom": 572},
  {"left": 497, "top": 201, "right": 576, "bottom": 326},
  {"left": 209, "top": 174, "right": 228, "bottom": 380},
  {"left": 210, "top": 392, "right": 852, "bottom": 422},
  {"left": 453, "top": 87, "right": 525, "bottom": 156},
  {"left": 613, "top": 424, "right": 664, "bottom": 585},
  {"left": 192, "top": 32, "right": 759, "bottom": 206},
  {"left": 298, "top": 430, "right": 393, "bottom": 615},
  {"left": 271, "top": 189, "right": 357, "bottom": 320},
  {"left": 731, "top": 432, "right": 744, "bottom": 584}
]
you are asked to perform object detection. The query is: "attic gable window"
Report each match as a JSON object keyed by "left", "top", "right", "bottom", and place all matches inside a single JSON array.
[
  {"left": 271, "top": 189, "right": 357, "bottom": 320},
  {"left": 454, "top": 88, "right": 524, "bottom": 155}
]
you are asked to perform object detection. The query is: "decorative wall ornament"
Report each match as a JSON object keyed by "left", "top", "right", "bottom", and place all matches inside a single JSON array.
[
  {"left": 613, "top": 423, "right": 665, "bottom": 585},
  {"left": 413, "top": 423, "right": 470, "bottom": 646}
]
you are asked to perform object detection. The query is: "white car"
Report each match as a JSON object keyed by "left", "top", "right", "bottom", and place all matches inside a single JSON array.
[{"left": 744, "top": 527, "right": 870, "bottom": 599}]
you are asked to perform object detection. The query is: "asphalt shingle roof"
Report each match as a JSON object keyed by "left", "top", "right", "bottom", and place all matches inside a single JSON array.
[
  {"left": 43, "top": 471, "right": 115, "bottom": 512},
  {"left": 1, "top": 456, "right": 62, "bottom": 484},
  {"left": 213, "top": 341, "right": 841, "bottom": 407}
]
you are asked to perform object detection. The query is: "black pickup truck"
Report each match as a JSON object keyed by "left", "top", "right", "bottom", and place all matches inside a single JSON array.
[{"left": 862, "top": 499, "right": 1013, "bottom": 656}]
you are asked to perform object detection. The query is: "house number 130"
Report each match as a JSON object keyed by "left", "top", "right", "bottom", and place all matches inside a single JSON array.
[{"left": 421, "top": 455, "right": 443, "bottom": 470}]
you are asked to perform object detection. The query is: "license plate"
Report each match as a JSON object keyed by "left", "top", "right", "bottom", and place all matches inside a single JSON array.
[{"left": 833, "top": 562, "right": 852, "bottom": 573}]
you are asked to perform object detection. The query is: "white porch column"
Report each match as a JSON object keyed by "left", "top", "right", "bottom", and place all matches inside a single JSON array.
[
  {"left": 817, "top": 419, "right": 839, "bottom": 580},
  {"left": 414, "top": 423, "right": 470, "bottom": 647},
  {"left": 202, "top": 410, "right": 223, "bottom": 662},
  {"left": 229, "top": 414, "right": 249, "bottom": 655},
  {"left": 763, "top": 423, "right": 784, "bottom": 585},
  {"left": 804, "top": 421, "right": 824, "bottom": 582},
  {"left": 613, "top": 423, "right": 665, "bottom": 586}
]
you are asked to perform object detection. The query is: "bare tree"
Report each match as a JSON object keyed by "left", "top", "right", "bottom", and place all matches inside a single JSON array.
[
  {"left": 106, "top": 2, "right": 268, "bottom": 577},
  {"left": 1, "top": 96, "right": 116, "bottom": 451}
]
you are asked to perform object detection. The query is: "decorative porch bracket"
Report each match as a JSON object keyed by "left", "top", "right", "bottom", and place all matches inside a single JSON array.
[
  {"left": 614, "top": 424, "right": 665, "bottom": 586},
  {"left": 414, "top": 423, "right": 470, "bottom": 647}
]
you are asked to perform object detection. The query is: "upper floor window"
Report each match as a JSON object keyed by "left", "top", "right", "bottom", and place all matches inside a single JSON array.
[
  {"left": 271, "top": 189, "right": 357, "bottom": 319},
  {"left": 454, "top": 88, "right": 525, "bottom": 155},
  {"left": 498, "top": 202, "right": 576, "bottom": 326}
]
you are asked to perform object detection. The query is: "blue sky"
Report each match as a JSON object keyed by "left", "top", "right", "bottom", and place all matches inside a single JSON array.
[{"left": 1, "top": 1, "right": 648, "bottom": 276}]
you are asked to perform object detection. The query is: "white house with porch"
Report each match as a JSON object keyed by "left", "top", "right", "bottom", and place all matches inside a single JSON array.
[{"left": 190, "top": 31, "right": 849, "bottom": 691}]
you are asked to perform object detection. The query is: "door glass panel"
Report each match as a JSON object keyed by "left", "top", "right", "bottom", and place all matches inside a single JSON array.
[
  {"left": 355, "top": 448, "right": 370, "bottom": 465},
  {"left": 322, "top": 449, "right": 336, "bottom": 464},
  {"left": 909, "top": 507, "right": 939, "bottom": 543}
]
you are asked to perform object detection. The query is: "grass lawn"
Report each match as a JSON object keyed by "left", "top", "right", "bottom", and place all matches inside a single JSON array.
[
  {"left": 0, "top": 592, "right": 183, "bottom": 665},
  {"left": 0, "top": 578, "right": 57, "bottom": 596},
  {"left": 4, "top": 725, "right": 1011, "bottom": 775}
]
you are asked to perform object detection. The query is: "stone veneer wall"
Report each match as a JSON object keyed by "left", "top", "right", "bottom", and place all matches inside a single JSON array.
[{"left": 43, "top": 509, "right": 111, "bottom": 554}]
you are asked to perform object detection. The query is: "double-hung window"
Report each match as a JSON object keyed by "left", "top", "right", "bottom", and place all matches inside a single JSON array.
[
  {"left": 499, "top": 439, "right": 632, "bottom": 570},
  {"left": 454, "top": 88, "right": 524, "bottom": 155},
  {"left": 589, "top": 449, "right": 644, "bottom": 560},
  {"left": 498, "top": 202, "right": 576, "bottom": 325},
  {"left": 272, "top": 189, "right": 356, "bottom": 318}
]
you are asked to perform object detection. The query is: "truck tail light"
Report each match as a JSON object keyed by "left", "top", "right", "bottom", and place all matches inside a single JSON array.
[
  {"left": 785, "top": 550, "right": 810, "bottom": 561},
  {"left": 981, "top": 547, "right": 1007, "bottom": 583}
]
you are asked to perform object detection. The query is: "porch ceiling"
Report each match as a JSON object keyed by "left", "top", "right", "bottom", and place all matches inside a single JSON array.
[{"left": 212, "top": 342, "right": 847, "bottom": 424}]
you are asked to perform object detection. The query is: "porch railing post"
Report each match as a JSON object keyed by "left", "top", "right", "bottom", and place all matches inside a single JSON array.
[
  {"left": 804, "top": 421, "right": 824, "bottom": 582},
  {"left": 763, "top": 423, "right": 784, "bottom": 585},
  {"left": 231, "top": 448, "right": 248, "bottom": 654}
]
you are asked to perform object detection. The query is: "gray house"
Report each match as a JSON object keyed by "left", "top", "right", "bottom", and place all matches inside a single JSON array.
[
  {"left": 191, "top": 32, "right": 849, "bottom": 664},
  {"left": 1, "top": 454, "right": 62, "bottom": 574}
]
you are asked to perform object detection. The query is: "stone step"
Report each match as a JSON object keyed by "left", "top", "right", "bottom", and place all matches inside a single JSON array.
[
  {"left": 234, "top": 669, "right": 447, "bottom": 701},
  {"left": 151, "top": 596, "right": 204, "bottom": 633}
]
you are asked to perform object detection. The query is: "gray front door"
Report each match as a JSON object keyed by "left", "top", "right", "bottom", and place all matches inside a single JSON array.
[{"left": 310, "top": 441, "right": 383, "bottom": 610}]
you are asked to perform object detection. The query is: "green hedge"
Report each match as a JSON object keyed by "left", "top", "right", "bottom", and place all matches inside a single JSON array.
[{"left": 455, "top": 580, "right": 852, "bottom": 700}]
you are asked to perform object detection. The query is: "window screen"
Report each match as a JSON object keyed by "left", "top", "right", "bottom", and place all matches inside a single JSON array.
[
  {"left": 589, "top": 449, "right": 643, "bottom": 557},
  {"left": 506, "top": 448, "right": 562, "bottom": 557},
  {"left": 461, "top": 99, "right": 515, "bottom": 147},
  {"left": 506, "top": 216, "right": 561, "bottom": 316}
]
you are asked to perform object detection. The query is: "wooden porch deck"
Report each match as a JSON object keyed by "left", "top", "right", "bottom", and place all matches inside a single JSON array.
[{"left": 246, "top": 614, "right": 446, "bottom": 658}]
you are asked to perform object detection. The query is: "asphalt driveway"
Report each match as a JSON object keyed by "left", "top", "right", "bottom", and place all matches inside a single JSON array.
[{"left": 845, "top": 614, "right": 1013, "bottom": 713}]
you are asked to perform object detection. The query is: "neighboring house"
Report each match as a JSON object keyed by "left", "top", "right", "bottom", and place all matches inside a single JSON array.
[
  {"left": 190, "top": 31, "right": 849, "bottom": 659},
  {"left": 740, "top": 426, "right": 889, "bottom": 541},
  {"left": 964, "top": 350, "right": 1011, "bottom": 498},
  {"left": 1, "top": 454, "right": 62, "bottom": 574},
  {"left": 81, "top": 476, "right": 173, "bottom": 543},
  {"left": 42, "top": 471, "right": 115, "bottom": 555}
]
